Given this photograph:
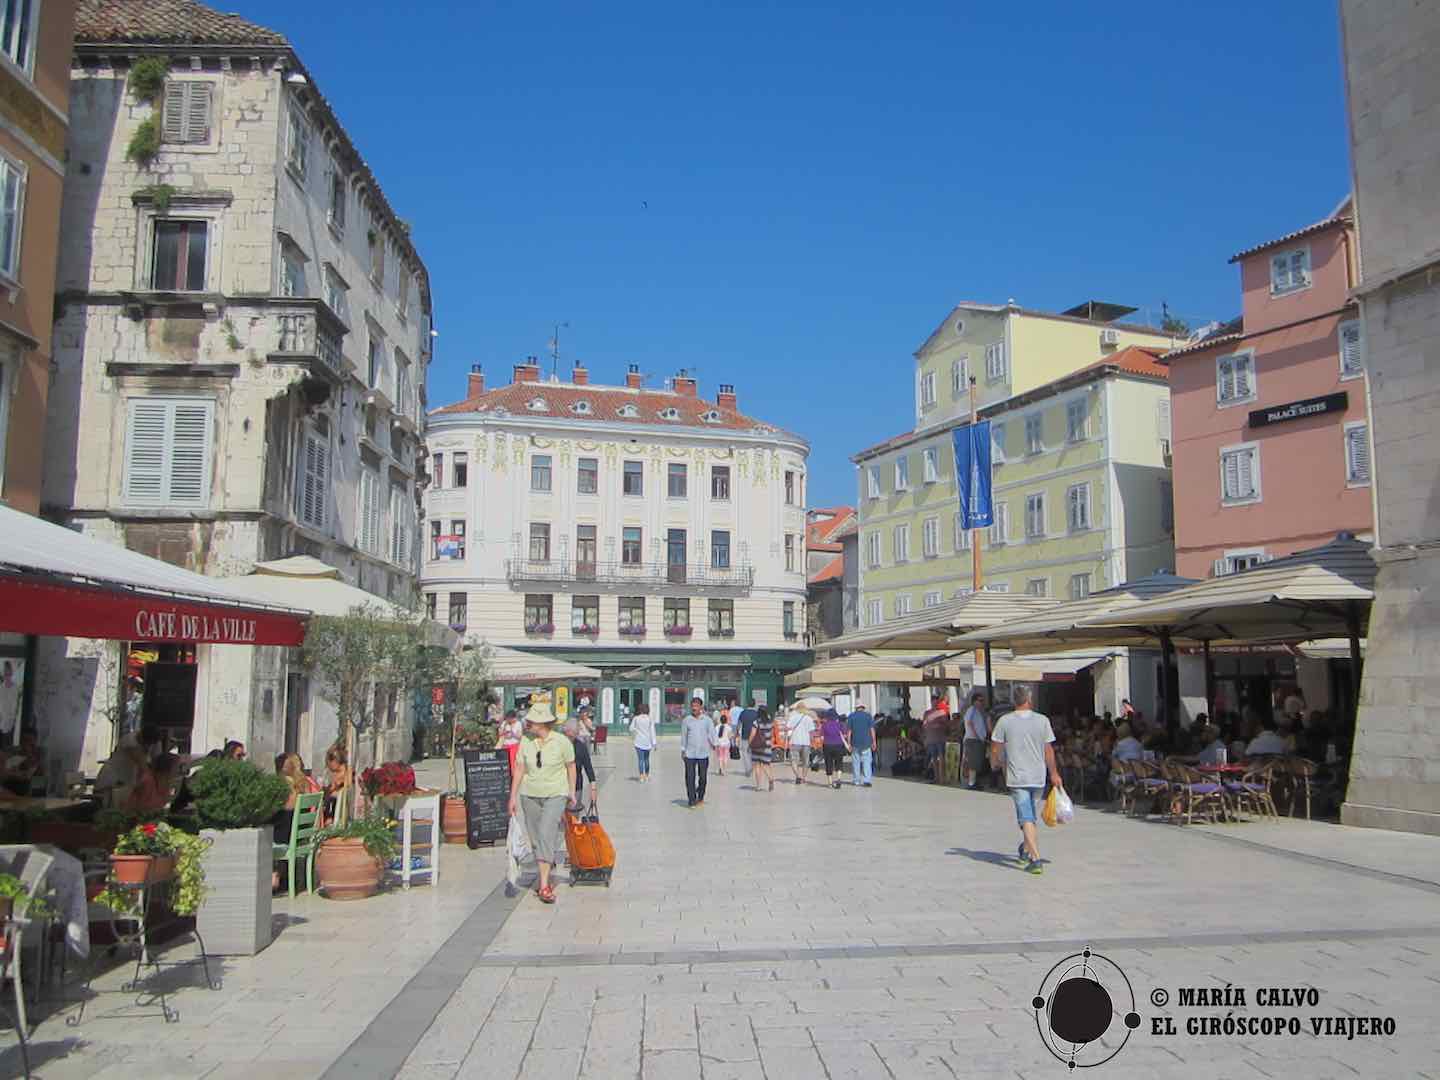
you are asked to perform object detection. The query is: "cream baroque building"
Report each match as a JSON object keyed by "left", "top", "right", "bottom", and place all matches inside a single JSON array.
[{"left": 423, "top": 361, "right": 809, "bottom": 722}]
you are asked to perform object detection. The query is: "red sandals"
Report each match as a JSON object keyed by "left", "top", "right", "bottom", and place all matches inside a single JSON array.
[{"left": 537, "top": 884, "right": 557, "bottom": 904}]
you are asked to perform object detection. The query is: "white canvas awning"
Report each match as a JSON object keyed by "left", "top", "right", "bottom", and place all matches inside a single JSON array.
[
  {"left": 783, "top": 653, "right": 926, "bottom": 688},
  {"left": 464, "top": 641, "right": 601, "bottom": 685},
  {"left": 816, "top": 592, "right": 1058, "bottom": 653}
]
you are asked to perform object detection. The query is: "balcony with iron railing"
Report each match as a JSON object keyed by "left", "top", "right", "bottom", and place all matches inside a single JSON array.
[{"left": 505, "top": 558, "right": 755, "bottom": 592}]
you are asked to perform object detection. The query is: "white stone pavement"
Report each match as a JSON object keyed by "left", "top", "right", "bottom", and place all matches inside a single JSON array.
[{"left": 6, "top": 743, "right": 1440, "bottom": 1078}]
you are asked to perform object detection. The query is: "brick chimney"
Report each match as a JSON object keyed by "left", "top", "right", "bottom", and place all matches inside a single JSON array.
[
  {"left": 672, "top": 369, "right": 698, "bottom": 397},
  {"left": 513, "top": 357, "right": 541, "bottom": 384},
  {"left": 572, "top": 364, "right": 589, "bottom": 386},
  {"left": 467, "top": 363, "right": 485, "bottom": 400},
  {"left": 625, "top": 363, "right": 643, "bottom": 389},
  {"left": 716, "top": 383, "right": 737, "bottom": 410}
]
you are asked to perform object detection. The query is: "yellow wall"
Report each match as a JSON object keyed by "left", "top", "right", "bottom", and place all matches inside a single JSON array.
[
  {"left": 1009, "top": 316, "right": 1175, "bottom": 397},
  {"left": 913, "top": 309, "right": 1007, "bottom": 429}
]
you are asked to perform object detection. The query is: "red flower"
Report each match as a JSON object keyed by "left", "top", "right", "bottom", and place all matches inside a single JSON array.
[{"left": 142, "top": 823, "right": 158, "bottom": 836}]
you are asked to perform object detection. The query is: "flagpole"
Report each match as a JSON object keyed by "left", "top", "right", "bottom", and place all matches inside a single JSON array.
[{"left": 968, "top": 375, "right": 992, "bottom": 710}]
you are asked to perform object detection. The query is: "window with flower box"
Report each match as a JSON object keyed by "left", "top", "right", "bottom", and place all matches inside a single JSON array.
[
  {"left": 707, "top": 599, "right": 734, "bottom": 637},
  {"left": 619, "top": 597, "right": 647, "bottom": 635},
  {"left": 664, "top": 598, "right": 691, "bottom": 636},
  {"left": 524, "top": 595, "right": 554, "bottom": 634},
  {"left": 571, "top": 596, "right": 600, "bottom": 635}
]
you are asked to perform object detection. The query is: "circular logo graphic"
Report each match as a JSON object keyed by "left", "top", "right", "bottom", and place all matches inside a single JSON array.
[{"left": 1032, "top": 947, "right": 1141, "bottom": 1069}]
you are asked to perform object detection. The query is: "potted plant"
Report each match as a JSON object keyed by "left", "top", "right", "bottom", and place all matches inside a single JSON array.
[
  {"left": 524, "top": 622, "right": 555, "bottom": 636},
  {"left": 188, "top": 758, "right": 289, "bottom": 955},
  {"left": 313, "top": 812, "right": 398, "bottom": 900},
  {"left": 434, "top": 645, "right": 494, "bottom": 843},
  {"left": 96, "top": 821, "right": 208, "bottom": 917},
  {"left": 620, "top": 625, "right": 646, "bottom": 637},
  {"left": 665, "top": 624, "right": 693, "bottom": 638},
  {"left": 360, "top": 760, "right": 417, "bottom": 820}
]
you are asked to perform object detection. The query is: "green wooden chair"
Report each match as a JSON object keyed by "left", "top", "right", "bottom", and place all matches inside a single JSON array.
[{"left": 273, "top": 791, "right": 324, "bottom": 899}]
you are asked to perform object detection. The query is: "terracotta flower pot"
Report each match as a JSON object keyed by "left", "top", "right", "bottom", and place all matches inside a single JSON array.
[
  {"left": 110, "top": 853, "right": 175, "bottom": 885},
  {"left": 441, "top": 795, "right": 469, "bottom": 844},
  {"left": 314, "top": 837, "right": 383, "bottom": 901}
]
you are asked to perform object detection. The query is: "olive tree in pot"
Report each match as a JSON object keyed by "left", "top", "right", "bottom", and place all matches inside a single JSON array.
[{"left": 188, "top": 758, "right": 289, "bottom": 955}]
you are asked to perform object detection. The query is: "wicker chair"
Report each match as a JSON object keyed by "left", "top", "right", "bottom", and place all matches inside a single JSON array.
[
  {"left": 1223, "top": 762, "right": 1280, "bottom": 820},
  {"left": 1284, "top": 758, "right": 1319, "bottom": 819},
  {"left": 1129, "top": 760, "right": 1172, "bottom": 819},
  {"left": 1162, "top": 761, "right": 1227, "bottom": 825},
  {"left": 1108, "top": 760, "right": 1136, "bottom": 812}
]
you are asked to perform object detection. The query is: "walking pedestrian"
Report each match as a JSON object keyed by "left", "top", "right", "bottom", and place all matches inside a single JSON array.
[
  {"left": 631, "top": 701, "right": 657, "bottom": 782},
  {"left": 786, "top": 706, "right": 815, "bottom": 785},
  {"left": 750, "top": 705, "right": 776, "bottom": 791},
  {"left": 820, "top": 710, "right": 849, "bottom": 789},
  {"left": 922, "top": 694, "right": 949, "bottom": 784},
  {"left": 507, "top": 702, "right": 577, "bottom": 904},
  {"left": 566, "top": 713, "right": 598, "bottom": 807},
  {"left": 961, "top": 692, "right": 989, "bottom": 789},
  {"left": 847, "top": 703, "right": 876, "bottom": 787},
  {"left": 680, "top": 697, "right": 716, "bottom": 807},
  {"left": 715, "top": 711, "right": 732, "bottom": 775},
  {"left": 989, "top": 686, "right": 1063, "bottom": 875},
  {"left": 736, "top": 700, "right": 756, "bottom": 776}
]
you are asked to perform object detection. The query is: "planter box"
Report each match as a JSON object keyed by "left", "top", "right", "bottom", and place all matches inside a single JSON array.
[{"left": 198, "top": 825, "right": 273, "bottom": 956}]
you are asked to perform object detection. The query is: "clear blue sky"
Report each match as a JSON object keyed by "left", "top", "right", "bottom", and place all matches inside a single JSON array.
[{"left": 243, "top": 0, "right": 1350, "bottom": 507}]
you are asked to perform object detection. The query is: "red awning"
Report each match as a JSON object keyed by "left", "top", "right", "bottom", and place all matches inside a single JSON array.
[{"left": 0, "top": 573, "right": 307, "bottom": 646}]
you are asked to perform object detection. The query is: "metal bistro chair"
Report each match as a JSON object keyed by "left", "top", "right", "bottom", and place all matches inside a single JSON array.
[
  {"left": 1224, "top": 762, "right": 1281, "bottom": 821},
  {"left": 1284, "top": 758, "right": 1319, "bottom": 819},
  {"left": 273, "top": 792, "right": 324, "bottom": 899},
  {"left": 1128, "top": 760, "right": 1171, "bottom": 819},
  {"left": 592, "top": 725, "right": 608, "bottom": 756},
  {"left": 1163, "top": 761, "right": 1227, "bottom": 826},
  {"left": 2, "top": 849, "right": 53, "bottom": 1077}
]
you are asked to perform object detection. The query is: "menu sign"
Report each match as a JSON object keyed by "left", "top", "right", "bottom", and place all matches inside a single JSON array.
[
  {"left": 1248, "top": 392, "right": 1348, "bottom": 429},
  {"left": 461, "top": 748, "right": 511, "bottom": 848}
]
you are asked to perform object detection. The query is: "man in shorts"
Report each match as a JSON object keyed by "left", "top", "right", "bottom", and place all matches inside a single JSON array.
[
  {"left": 786, "top": 706, "right": 815, "bottom": 785},
  {"left": 989, "top": 686, "right": 1063, "bottom": 874},
  {"left": 921, "top": 694, "right": 949, "bottom": 784}
]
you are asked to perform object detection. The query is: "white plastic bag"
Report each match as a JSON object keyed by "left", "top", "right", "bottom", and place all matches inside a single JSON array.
[
  {"left": 506, "top": 813, "right": 535, "bottom": 887},
  {"left": 1054, "top": 788, "right": 1075, "bottom": 825}
]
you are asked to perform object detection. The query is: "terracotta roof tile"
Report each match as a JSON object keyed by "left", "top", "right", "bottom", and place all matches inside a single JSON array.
[
  {"left": 1229, "top": 215, "right": 1351, "bottom": 264},
  {"left": 1078, "top": 345, "right": 1169, "bottom": 380},
  {"left": 805, "top": 506, "right": 856, "bottom": 546},
  {"left": 808, "top": 556, "right": 844, "bottom": 584},
  {"left": 76, "top": 0, "right": 289, "bottom": 46},
  {"left": 430, "top": 380, "right": 797, "bottom": 439}
]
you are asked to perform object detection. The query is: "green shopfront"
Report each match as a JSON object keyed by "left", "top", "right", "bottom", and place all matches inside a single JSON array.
[{"left": 498, "top": 647, "right": 809, "bottom": 732}]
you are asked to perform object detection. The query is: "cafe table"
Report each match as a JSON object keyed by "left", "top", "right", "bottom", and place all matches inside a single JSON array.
[{"left": 0, "top": 797, "right": 91, "bottom": 814}]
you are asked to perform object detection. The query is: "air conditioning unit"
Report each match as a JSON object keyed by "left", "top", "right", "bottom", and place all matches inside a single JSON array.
[{"left": 1099, "top": 328, "right": 1120, "bottom": 346}]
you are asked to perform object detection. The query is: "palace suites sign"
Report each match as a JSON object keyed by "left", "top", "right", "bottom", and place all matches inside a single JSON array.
[{"left": 0, "top": 575, "right": 307, "bottom": 646}]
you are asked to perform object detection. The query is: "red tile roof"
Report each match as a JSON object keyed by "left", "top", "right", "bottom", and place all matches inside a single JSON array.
[
  {"left": 809, "top": 557, "right": 844, "bottom": 585},
  {"left": 1078, "top": 346, "right": 1169, "bottom": 380},
  {"left": 431, "top": 380, "right": 795, "bottom": 438},
  {"left": 76, "top": 0, "right": 289, "bottom": 46},
  {"left": 1229, "top": 215, "right": 1351, "bottom": 264},
  {"left": 805, "top": 506, "right": 856, "bottom": 546}
]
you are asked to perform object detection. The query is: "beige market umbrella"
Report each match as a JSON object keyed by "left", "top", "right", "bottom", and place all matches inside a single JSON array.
[
  {"left": 464, "top": 640, "right": 602, "bottom": 685},
  {"left": 816, "top": 592, "right": 1058, "bottom": 654},
  {"left": 784, "top": 653, "right": 926, "bottom": 687}
]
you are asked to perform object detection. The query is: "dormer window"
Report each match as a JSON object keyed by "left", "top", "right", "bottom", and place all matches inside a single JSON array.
[
  {"left": 526, "top": 397, "right": 549, "bottom": 412},
  {"left": 701, "top": 410, "right": 722, "bottom": 424},
  {"left": 570, "top": 400, "right": 592, "bottom": 415},
  {"left": 658, "top": 407, "right": 680, "bottom": 421},
  {"left": 618, "top": 404, "right": 639, "bottom": 418},
  {"left": 1269, "top": 246, "right": 1311, "bottom": 296}
]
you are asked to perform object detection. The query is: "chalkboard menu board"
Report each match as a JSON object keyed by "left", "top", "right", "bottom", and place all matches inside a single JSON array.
[{"left": 461, "top": 749, "right": 511, "bottom": 848}]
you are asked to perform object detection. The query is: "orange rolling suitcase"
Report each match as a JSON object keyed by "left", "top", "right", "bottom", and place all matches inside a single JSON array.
[{"left": 564, "top": 802, "right": 615, "bottom": 886}]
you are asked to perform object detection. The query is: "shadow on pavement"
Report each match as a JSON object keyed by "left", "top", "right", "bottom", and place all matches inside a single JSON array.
[{"left": 945, "top": 847, "right": 1024, "bottom": 869}]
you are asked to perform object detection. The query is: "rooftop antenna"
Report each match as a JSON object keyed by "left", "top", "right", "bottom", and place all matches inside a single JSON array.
[{"left": 548, "top": 322, "right": 570, "bottom": 380}]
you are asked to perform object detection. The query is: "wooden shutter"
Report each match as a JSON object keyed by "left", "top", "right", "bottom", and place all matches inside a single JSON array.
[
  {"left": 1217, "top": 356, "right": 1234, "bottom": 401},
  {"left": 161, "top": 82, "right": 187, "bottom": 143},
  {"left": 300, "top": 429, "right": 327, "bottom": 528},
  {"left": 1234, "top": 355, "right": 1253, "bottom": 399},
  {"left": 1157, "top": 398, "right": 1172, "bottom": 439},
  {"left": 187, "top": 83, "right": 212, "bottom": 143},
  {"left": 168, "top": 401, "right": 211, "bottom": 504},
  {"left": 1340, "top": 322, "right": 1364, "bottom": 375},
  {"left": 1236, "top": 449, "right": 1255, "bottom": 497},
  {"left": 1346, "top": 426, "right": 1370, "bottom": 482},
  {"left": 124, "top": 400, "right": 169, "bottom": 502},
  {"left": 1222, "top": 452, "right": 1240, "bottom": 500}
]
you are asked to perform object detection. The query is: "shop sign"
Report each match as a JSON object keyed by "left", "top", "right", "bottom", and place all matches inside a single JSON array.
[{"left": 1248, "top": 392, "right": 1347, "bottom": 429}]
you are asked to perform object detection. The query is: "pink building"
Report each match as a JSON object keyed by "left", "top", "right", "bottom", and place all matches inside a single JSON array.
[{"left": 1164, "top": 201, "right": 1372, "bottom": 580}]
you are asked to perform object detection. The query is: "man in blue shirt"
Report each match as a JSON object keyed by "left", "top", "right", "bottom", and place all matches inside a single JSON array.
[
  {"left": 847, "top": 705, "right": 877, "bottom": 787},
  {"left": 680, "top": 698, "right": 717, "bottom": 808}
]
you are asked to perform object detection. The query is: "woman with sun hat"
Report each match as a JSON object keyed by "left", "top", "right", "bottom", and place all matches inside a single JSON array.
[{"left": 507, "top": 698, "right": 577, "bottom": 903}]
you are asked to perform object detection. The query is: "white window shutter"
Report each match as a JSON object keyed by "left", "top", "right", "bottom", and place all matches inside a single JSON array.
[
  {"left": 189, "top": 83, "right": 212, "bottom": 142},
  {"left": 1213, "top": 557, "right": 1228, "bottom": 578},
  {"left": 1340, "top": 322, "right": 1363, "bottom": 375},
  {"left": 1222, "top": 452, "right": 1239, "bottom": 500},
  {"left": 1271, "top": 254, "right": 1287, "bottom": 289},
  {"left": 300, "top": 430, "right": 328, "bottom": 529},
  {"left": 124, "top": 400, "right": 169, "bottom": 502},
  {"left": 168, "top": 401, "right": 211, "bottom": 504},
  {"left": 1235, "top": 355, "right": 1253, "bottom": 399},
  {"left": 1157, "top": 398, "right": 1172, "bottom": 439},
  {"left": 1237, "top": 449, "right": 1254, "bottom": 496},
  {"left": 1347, "top": 426, "right": 1370, "bottom": 482},
  {"left": 161, "top": 82, "right": 187, "bottom": 143},
  {"left": 1217, "top": 357, "right": 1233, "bottom": 402}
]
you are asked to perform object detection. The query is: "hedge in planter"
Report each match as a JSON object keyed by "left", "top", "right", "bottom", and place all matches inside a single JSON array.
[{"left": 189, "top": 759, "right": 289, "bottom": 955}]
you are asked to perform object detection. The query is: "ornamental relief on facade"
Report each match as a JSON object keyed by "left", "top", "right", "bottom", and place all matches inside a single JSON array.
[
  {"left": 736, "top": 450, "right": 748, "bottom": 477},
  {"left": 558, "top": 440, "right": 572, "bottom": 466},
  {"left": 493, "top": 432, "right": 507, "bottom": 470}
]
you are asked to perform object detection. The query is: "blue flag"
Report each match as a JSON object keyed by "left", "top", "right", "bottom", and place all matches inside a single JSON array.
[{"left": 952, "top": 421, "right": 993, "bottom": 529}]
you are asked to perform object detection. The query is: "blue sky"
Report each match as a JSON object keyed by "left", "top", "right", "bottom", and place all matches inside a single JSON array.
[{"left": 243, "top": 1, "right": 1351, "bottom": 507}]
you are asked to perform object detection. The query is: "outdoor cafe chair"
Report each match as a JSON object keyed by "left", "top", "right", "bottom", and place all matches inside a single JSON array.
[
  {"left": 1128, "top": 760, "right": 1171, "bottom": 819},
  {"left": 1108, "top": 760, "right": 1136, "bottom": 812},
  {"left": 1, "top": 848, "right": 53, "bottom": 1076},
  {"left": 1224, "top": 762, "right": 1280, "bottom": 821},
  {"left": 1283, "top": 757, "right": 1318, "bottom": 819},
  {"left": 592, "top": 725, "right": 608, "bottom": 756},
  {"left": 273, "top": 792, "right": 324, "bottom": 899},
  {"left": 1162, "top": 762, "right": 1227, "bottom": 826}
]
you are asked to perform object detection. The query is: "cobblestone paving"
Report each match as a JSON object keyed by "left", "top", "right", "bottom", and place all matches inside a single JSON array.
[{"left": 7, "top": 747, "right": 1438, "bottom": 1078}]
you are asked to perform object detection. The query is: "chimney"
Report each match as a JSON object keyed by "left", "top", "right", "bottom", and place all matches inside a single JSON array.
[
  {"left": 572, "top": 363, "right": 589, "bottom": 386},
  {"left": 672, "top": 368, "right": 698, "bottom": 397},
  {"left": 625, "top": 363, "right": 643, "bottom": 389},
  {"left": 716, "top": 383, "right": 737, "bottom": 410},
  {"left": 467, "top": 363, "right": 485, "bottom": 400},
  {"left": 513, "top": 357, "right": 541, "bottom": 384}
]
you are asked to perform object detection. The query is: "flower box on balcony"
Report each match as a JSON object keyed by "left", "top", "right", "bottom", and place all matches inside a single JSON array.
[
  {"left": 619, "top": 626, "right": 647, "bottom": 638},
  {"left": 710, "top": 628, "right": 736, "bottom": 639},
  {"left": 664, "top": 625, "right": 693, "bottom": 638},
  {"left": 572, "top": 625, "right": 599, "bottom": 636},
  {"left": 525, "top": 623, "right": 555, "bottom": 635}
]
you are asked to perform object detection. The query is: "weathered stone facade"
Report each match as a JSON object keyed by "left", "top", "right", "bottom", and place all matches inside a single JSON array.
[
  {"left": 39, "top": 38, "right": 432, "bottom": 774},
  {"left": 1339, "top": 0, "right": 1440, "bottom": 834}
]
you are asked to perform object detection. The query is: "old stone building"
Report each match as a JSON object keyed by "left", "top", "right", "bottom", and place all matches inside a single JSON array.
[
  {"left": 1339, "top": 0, "right": 1440, "bottom": 834},
  {"left": 38, "top": 0, "right": 432, "bottom": 772}
]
